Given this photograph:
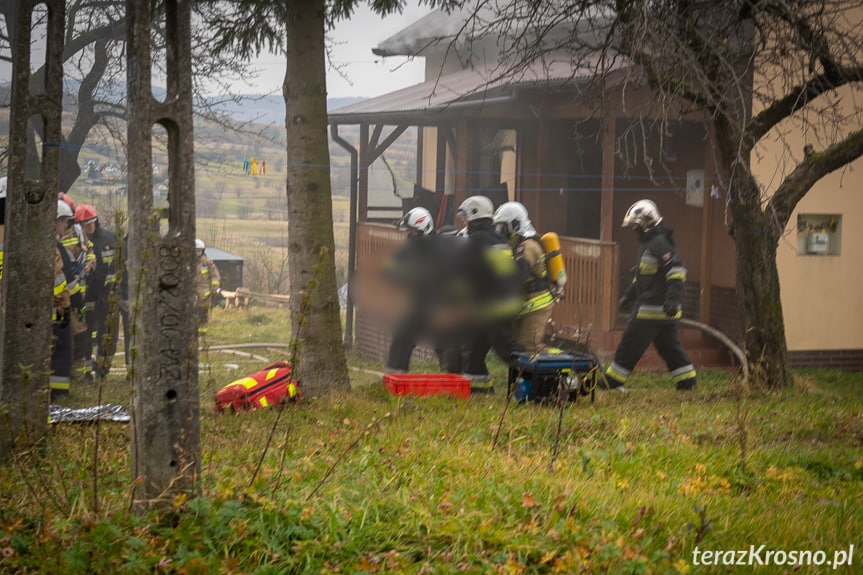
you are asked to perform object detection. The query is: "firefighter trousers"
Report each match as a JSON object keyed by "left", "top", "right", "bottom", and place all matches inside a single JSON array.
[
  {"left": 464, "top": 319, "right": 518, "bottom": 377},
  {"left": 513, "top": 306, "right": 553, "bottom": 353},
  {"left": 606, "top": 318, "right": 696, "bottom": 388},
  {"left": 87, "top": 299, "right": 120, "bottom": 378},
  {"left": 51, "top": 321, "right": 73, "bottom": 399}
]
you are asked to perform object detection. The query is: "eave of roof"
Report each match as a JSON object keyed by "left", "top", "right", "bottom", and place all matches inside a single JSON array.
[
  {"left": 372, "top": 7, "right": 491, "bottom": 58},
  {"left": 328, "top": 60, "right": 600, "bottom": 124}
]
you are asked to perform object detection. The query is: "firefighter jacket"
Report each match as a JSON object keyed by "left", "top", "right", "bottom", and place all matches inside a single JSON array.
[
  {"left": 465, "top": 219, "right": 523, "bottom": 324},
  {"left": 383, "top": 233, "right": 460, "bottom": 335},
  {"left": 196, "top": 254, "right": 221, "bottom": 307},
  {"left": 60, "top": 223, "right": 92, "bottom": 331},
  {"left": 512, "top": 236, "right": 554, "bottom": 317},
  {"left": 53, "top": 247, "right": 71, "bottom": 322},
  {"left": 620, "top": 223, "right": 686, "bottom": 321},
  {"left": 85, "top": 223, "right": 118, "bottom": 308}
]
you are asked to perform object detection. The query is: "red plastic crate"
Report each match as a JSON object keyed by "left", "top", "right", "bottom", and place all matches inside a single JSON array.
[{"left": 383, "top": 373, "right": 471, "bottom": 399}]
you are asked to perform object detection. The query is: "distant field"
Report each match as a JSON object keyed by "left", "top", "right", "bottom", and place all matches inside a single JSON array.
[
  {"left": 45, "top": 113, "right": 416, "bottom": 295},
  {"left": 69, "top": 170, "right": 352, "bottom": 294}
]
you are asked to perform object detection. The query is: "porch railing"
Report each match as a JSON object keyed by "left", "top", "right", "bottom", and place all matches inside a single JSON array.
[
  {"left": 552, "top": 236, "right": 620, "bottom": 334},
  {"left": 354, "top": 222, "right": 619, "bottom": 335}
]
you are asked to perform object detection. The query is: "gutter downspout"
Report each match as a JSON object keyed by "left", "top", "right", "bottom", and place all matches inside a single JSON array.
[{"left": 330, "top": 123, "right": 358, "bottom": 350}]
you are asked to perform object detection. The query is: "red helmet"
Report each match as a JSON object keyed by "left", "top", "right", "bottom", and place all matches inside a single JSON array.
[
  {"left": 75, "top": 203, "right": 98, "bottom": 224},
  {"left": 58, "top": 192, "right": 75, "bottom": 211}
]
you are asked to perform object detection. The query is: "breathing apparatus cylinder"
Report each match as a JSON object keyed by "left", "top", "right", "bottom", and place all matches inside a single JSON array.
[{"left": 540, "top": 232, "right": 567, "bottom": 287}]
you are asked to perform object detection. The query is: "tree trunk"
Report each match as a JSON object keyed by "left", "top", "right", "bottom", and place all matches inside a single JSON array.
[
  {"left": 126, "top": 0, "right": 200, "bottom": 511},
  {"left": 731, "top": 188, "right": 793, "bottom": 389},
  {"left": 0, "top": 0, "right": 65, "bottom": 462},
  {"left": 282, "top": 0, "right": 350, "bottom": 396}
]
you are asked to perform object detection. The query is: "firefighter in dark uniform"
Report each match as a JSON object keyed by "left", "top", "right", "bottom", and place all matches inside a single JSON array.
[
  {"left": 383, "top": 207, "right": 449, "bottom": 373},
  {"left": 76, "top": 204, "right": 119, "bottom": 380},
  {"left": 59, "top": 194, "right": 94, "bottom": 383},
  {"left": 457, "top": 195, "right": 522, "bottom": 393},
  {"left": 604, "top": 199, "right": 697, "bottom": 390}
]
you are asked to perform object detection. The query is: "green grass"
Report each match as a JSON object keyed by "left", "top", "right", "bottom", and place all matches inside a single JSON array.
[{"left": 1, "top": 309, "right": 861, "bottom": 573}]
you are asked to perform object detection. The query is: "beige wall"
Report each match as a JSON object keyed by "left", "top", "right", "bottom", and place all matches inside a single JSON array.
[
  {"left": 775, "top": 161, "right": 863, "bottom": 350},
  {"left": 752, "top": 103, "right": 863, "bottom": 350},
  {"left": 749, "top": 4, "right": 863, "bottom": 351}
]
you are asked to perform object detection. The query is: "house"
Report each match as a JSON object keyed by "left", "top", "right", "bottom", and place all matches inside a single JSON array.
[
  {"left": 329, "top": 7, "right": 860, "bottom": 371},
  {"left": 205, "top": 247, "right": 245, "bottom": 292}
]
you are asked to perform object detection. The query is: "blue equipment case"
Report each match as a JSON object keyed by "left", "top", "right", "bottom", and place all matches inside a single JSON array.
[{"left": 508, "top": 351, "right": 598, "bottom": 403}]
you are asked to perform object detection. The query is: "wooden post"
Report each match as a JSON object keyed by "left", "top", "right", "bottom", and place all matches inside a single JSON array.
[
  {"left": 453, "top": 119, "right": 468, "bottom": 221},
  {"left": 600, "top": 117, "right": 615, "bottom": 242},
  {"left": 699, "top": 121, "right": 716, "bottom": 325},
  {"left": 126, "top": 0, "right": 200, "bottom": 511},
  {"left": 0, "top": 0, "right": 65, "bottom": 460},
  {"left": 358, "top": 123, "right": 370, "bottom": 221},
  {"left": 435, "top": 125, "right": 448, "bottom": 195}
]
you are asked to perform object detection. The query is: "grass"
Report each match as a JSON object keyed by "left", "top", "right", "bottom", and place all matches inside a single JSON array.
[{"left": 1, "top": 309, "right": 861, "bottom": 573}]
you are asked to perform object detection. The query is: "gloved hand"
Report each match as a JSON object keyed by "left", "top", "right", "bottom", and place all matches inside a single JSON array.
[
  {"left": 663, "top": 299, "right": 680, "bottom": 316},
  {"left": 618, "top": 296, "right": 632, "bottom": 312},
  {"left": 58, "top": 307, "right": 71, "bottom": 328}
]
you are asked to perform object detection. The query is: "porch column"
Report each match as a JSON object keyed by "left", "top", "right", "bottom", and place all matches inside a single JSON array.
[
  {"left": 600, "top": 117, "right": 615, "bottom": 241},
  {"left": 358, "top": 123, "right": 370, "bottom": 221},
  {"left": 453, "top": 119, "right": 468, "bottom": 220},
  {"left": 530, "top": 120, "right": 545, "bottom": 225},
  {"left": 435, "top": 124, "right": 448, "bottom": 196},
  {"left": 699, "top": 121, "right": 716, "bottom": 324}
]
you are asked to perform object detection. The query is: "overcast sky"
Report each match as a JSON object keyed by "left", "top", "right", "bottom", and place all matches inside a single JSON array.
[
  {"left": 235, "top": 4, "right": 434, "bottom": 100},
  {"left": 0, "top": 4, "right": 433, "bottom": 99}
]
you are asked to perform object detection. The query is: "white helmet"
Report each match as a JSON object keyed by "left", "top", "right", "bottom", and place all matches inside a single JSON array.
[
  {"left": 397, "top": 207, "right": 434, "bottom": 235},
  {"left": 493, "top": 201, "right": 536, "bottom": 238},
  {"left": 0, "top": 176, "right": 6, "bottom": 199},
  {"left": 195, "top": 238, "right": 206, "bottom": 250},
  {"left": 57, "top": 199, "right": 74, "bottom": 219},
  {"left": 457, "top": 195, "right": 494, "bottom": 222},
  {"left": 622, "top": 199, "right": 662, "bottom": 229}
]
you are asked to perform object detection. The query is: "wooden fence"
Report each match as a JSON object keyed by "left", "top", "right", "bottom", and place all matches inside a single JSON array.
[{"left": 354, "top": 222, "right": 620, "bottom": 337}]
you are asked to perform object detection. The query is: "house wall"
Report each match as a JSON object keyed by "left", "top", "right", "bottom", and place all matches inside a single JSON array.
[
  {"left": 763, "top": 157, "right": 863, "bottom": 351},
  {"left": 751, "top": 81, "right": 863, "bottom": 355}
]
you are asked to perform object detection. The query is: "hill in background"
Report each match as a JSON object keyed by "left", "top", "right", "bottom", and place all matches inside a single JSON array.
[
  {"left": 213, "top": 94, "right": 366, "bottom": 125},
  {"left": 1, "top": 90, "right": 418, "bottom": 295}
]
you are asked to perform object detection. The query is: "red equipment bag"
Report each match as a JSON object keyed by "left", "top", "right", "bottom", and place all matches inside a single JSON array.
[{"left": 214, "top": 362, "right": 301, "bottom": 413}]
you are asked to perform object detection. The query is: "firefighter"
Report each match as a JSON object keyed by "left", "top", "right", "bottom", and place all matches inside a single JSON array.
[
  {"left": 196, "top": 239, "right": 221, "bottom": 336},
  {"left": 456, "top": 195, "right": 522, "bottom": 392},
  {"left": 603, "top": 200, "right": 697, "bottom": 391},
  {"left": 75, "top": 204, "right": 119, "bottom": 379},
  {"left": 52, "top": 200, "right": 75, "bottom": 399},
  {"left": 59, "top": 193, "right": 94, "bottom": 383},
  {"left": 383, "top": 207, "right": 443, "bottom": 373},
  {"left": 493, "top": 201, "right": 555, "bottom": 353}
]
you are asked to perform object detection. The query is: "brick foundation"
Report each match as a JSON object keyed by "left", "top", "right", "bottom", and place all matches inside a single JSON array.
[{"left": 788, "top": 349, "right": 863, "bottom": 371}]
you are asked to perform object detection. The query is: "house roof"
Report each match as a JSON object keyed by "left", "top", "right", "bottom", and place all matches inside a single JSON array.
[
  {"left": 372, "top": 6, "right": 496, "bottom": 58},
  {"left": 328, "top": 59, "right": 607, "bottom": 124},
  {"left": 206, "top": 247, "right": 245, "bottom": 262}
]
